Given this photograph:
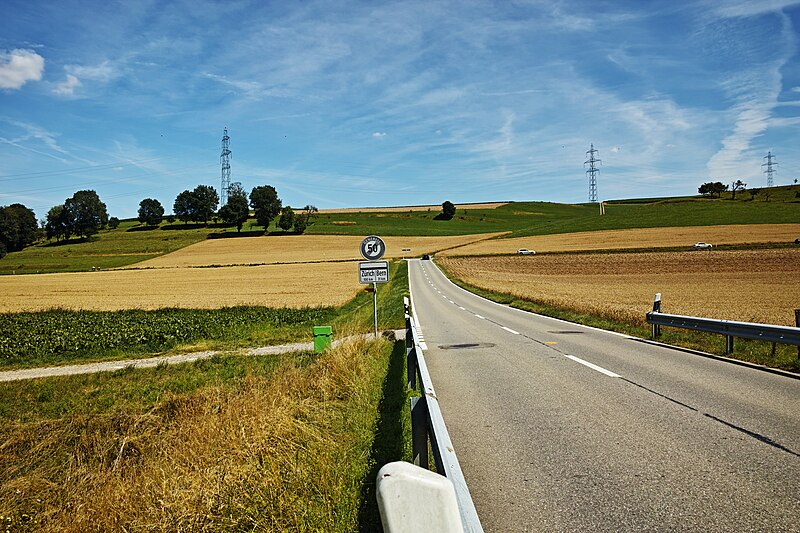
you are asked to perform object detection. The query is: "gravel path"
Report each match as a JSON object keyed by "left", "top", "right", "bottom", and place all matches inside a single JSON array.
[{"left": 0, "top": 330, "right": 404, "bottom": 382}]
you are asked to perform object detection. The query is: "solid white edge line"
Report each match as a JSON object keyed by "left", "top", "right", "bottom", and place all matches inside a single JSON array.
[
  {"left": 501, "top": 326, "right": 520, "bottom": 335},
  {"left": 565, "top": 355, "right": 621, "bottom": 378},
  {"left": 408, "top": 265, "right": 428, "bottom": 351}
]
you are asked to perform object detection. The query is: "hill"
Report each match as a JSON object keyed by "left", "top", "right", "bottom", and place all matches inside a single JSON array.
[{"left": 1, "top": 185, "right": 798, "bottom": 274}]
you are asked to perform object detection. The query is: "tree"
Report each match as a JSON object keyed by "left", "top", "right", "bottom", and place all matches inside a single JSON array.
[
  {"left": 64, "top": 190, "right": 108, "bottom": 239},
  {"left": 730, "top": 180, "right": 746, "bottom": 200},
  {"left": 441, "top": 200, "right": 456, "bottom": 219},
  {"left": 300, "top": 204, "right": 318, "bottom": 222},
  {"left": 0, "top": 203, "right": 38, "bottom": 252},
  {"left": 108, "top": 216, "right": 120, "bottom": 229},
  {"left": 192, "top": 185, "right": 219, "bottom": 223},
  {"left": 698, "top": 181, "right": 727, "bottom": 198},
  {"left": 250, "top": 185, "right": 281, "bottom": 231},
  {"left": 174, "top": 190, "right": 195, "bottom": 224},
  {"left": 749, "top": 188, "right": 760, "bottom": 200},
  {"left": 293, "top": 215, "right": 308, "bottom": 234},
  {"left": 219, "top": 188, "right": 250, "bottom": 232},
  {"left": 138, "top": 198, "right": 164, "bottom": 226},
  {"left": 45, "top": 204, "right": 74, "bottom": 241},
  {"left": 278, "top": 206, "right": 295, "bottom": 231}
]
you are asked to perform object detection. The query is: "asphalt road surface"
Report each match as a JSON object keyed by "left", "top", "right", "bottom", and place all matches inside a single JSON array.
[{"left": 409, "top": 259, "right": 800, "bottom": 532}]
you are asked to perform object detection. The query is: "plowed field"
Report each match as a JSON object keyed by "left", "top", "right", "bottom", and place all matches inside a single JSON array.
[
  {"left": 439, "top": 248, "right": 800, "bottom": 326},
  {"left": 440, "top": 224, "right": 800, "bottom": 255}
]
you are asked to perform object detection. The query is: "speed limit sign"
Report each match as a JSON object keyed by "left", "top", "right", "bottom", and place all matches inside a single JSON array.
[{"left": 360, "top": 235, "right": 386, "bottom": 260}]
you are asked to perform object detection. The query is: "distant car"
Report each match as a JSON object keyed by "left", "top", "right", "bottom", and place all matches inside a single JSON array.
[
  {"left": 693, "top": 242, "right": 713, "bottom": 249},
  {"left": 421, "top": 254, "right": 430, "bottom": 260},
  {"left": 795, "top": 238, "right": 800, "bottom": 245},
  {"left": 517, "top": 249, "right": 536, "bottom": 255}
]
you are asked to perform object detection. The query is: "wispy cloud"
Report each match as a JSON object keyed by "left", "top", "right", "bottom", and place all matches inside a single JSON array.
[
  {"left": 0, "top": 49, "right": 44, "bottom": 89},
  {"left": 53, "top": 74, "right": 81, "bottom": 97}
]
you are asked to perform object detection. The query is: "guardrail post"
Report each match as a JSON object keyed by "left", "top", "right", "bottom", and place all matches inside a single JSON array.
[
  {"left": 651, "top": 293, "right": 662, "bottom": 338},
  {"left": 410, "top": 396, "right": 428, "bottom": 469},
  {"left": 796, "top": 309, "right": 800, "bottom": 359},
  {"left": 407, "top": 346, "right": 417, "bottom": 390},
  {"left": 725, "top": 335, "right": 734, "bottom": 354}
]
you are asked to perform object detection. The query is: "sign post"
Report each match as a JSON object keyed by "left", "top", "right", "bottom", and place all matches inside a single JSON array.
[{"left": 360, "top": 236, "right": 388, "bottom": 337}]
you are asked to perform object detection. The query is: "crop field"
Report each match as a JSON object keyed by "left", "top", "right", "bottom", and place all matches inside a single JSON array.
[
  {"left": 438, "top": 248, "right": 800, "bottom": 326},
  {"left": 131, "top": 233, "right": 505, "bottom": 269},
  {"left": 440, "top": 224, "right": 800, "bottom": 255},
  {"left": 0, "top": 262, "right": 363, "bottom": 313}
]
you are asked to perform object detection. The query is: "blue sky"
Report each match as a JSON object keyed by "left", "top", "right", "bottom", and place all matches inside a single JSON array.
[{"left": 1, "top": 0, "right": 800, "bottom": 219}]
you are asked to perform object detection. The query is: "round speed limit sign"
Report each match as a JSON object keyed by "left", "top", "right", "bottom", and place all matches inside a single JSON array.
[{"left": 360, "top": 235, "right": 386, "bottom": 260}]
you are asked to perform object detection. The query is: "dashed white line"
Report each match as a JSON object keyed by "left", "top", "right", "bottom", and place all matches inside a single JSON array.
[
  {"left": 501, "top": 326, "right": 520, "bottom": 335},
  {"left": 474, "top": 314, "right": 485, "bottom": 319},
  {"left": 564, "top": 355, "right": 620, "bottom": 377},
  {"left": 458, "top": 306, "right": 466, "bottom": 310}
]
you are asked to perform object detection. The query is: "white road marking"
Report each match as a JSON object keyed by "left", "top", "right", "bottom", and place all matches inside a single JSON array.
[
  {"left": 501, "top": 326, "right": 520, "bottom": 335},
  {"left": 474, "top": 314, "right": 485, "bottom": 319},
  {"left": 458, "top": 306, "right": 466, "bottom": 310},
  {"left": 565, "top": 355, "right": 620, "bottom": 378}
]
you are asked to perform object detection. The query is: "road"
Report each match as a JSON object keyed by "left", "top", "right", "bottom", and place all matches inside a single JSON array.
[{"left": 408, "top": 259, "right": 800, "bottom": 532}]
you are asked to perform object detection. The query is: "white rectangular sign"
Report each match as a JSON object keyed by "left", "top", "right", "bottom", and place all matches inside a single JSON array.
[{"left": 359, "top": 261, "right": 389, "bottom": 284}]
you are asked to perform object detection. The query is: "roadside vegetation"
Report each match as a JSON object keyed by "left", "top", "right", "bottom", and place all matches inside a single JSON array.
[
  {"left": 0, "top": 337, "right": 411, "bottom": 531},
  {"left": 0, "top": 262, "right": 411, "bottom": 530}
]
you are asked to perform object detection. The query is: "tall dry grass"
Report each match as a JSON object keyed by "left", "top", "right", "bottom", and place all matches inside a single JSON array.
[{"left": 0, "top": 337, "right": 392, "bottom": 531}]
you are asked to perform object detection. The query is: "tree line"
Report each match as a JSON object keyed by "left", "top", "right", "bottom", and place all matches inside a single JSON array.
[{"left": 0, "top": 183, "right": 316, "bottom": 258}]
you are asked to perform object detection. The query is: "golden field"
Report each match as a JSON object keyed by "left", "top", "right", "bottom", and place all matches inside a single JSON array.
[
  {"left": 0, "top": 262, "right": 363, "bottom": 312},
  {"left": 438, "top": 248, "right": 800, "bottom": 326},
  {"left": 440, "top": 224, "right": 800, "bottom": 255},
  {"left": 132, "top": 233, "right": 505, "bottom": 269}
]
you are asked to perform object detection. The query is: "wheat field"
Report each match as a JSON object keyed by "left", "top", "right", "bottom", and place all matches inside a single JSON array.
[
  {"left": 132, "top": 233, "right": 505, "bottom": 269},
  {"left": 440, "top": 224, "right": 800, "bottom": 255},
  {"left": 439, "top": 248, "right": 800, "bottom": 326},
  {"left": 0, "top": 262, "right": 363, "bottom": 312}
]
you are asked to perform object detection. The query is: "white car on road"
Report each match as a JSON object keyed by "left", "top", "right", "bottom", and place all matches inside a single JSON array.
[
  {"left": 517, "top": 248, "right": 536, "bottom": 255},
  {"left": 693, "top": 242, "right": 713, "bottom": 249}
]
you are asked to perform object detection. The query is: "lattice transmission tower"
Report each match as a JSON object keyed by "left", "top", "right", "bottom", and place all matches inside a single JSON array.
[
  {"left": 220, "top": 127, "right": 232, "bottom": 205},
  {"left": 585, "top": 143, "right": 601, "bottom": 202},
  {"left": 762, "top": 151, "right": 777, "bottom": 188}
]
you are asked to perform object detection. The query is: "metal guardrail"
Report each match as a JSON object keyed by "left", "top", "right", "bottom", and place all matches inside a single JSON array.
[
  {"left": 404, "top": 297, "right": 484, "bottom": 533},
  {"left": 646, "top": 293, "right": 800, "bottom": 355}
]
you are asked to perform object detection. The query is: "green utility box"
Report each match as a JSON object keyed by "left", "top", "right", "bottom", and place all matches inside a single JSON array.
[{"left": 313, "top": 326, "right": 333, "bottom": 353}]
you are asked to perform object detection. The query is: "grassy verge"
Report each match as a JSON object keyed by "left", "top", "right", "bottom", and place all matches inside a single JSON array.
[
  {"left": 0, "top": 337, "right": 412, "bottom": 531},
  {"left": 436, "top": 261, "right": 800, "bottom": 373}
]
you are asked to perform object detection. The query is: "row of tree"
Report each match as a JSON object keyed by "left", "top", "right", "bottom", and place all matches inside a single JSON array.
[{"left": 135, "top": 183, "right": 317, "bottom": 233}]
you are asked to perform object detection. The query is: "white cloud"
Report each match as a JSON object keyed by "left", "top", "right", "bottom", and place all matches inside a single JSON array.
[
  {"left": 53, "top": 74, "right": 82, "bottom": 96},
  {"left": 67, "top": 61, "right": 115, "bottom": 82},
  {"left": 372, "top": 131, "right": 387, "bottom": 138},
  {"left": 0, "top": 49, "right": 44, "bottom": 89}
]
